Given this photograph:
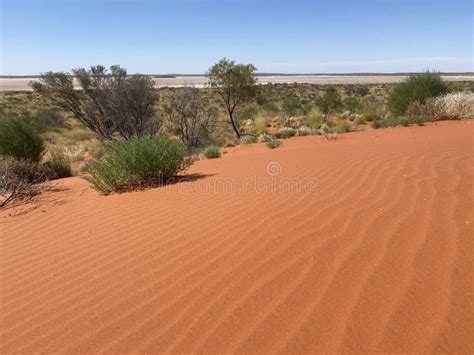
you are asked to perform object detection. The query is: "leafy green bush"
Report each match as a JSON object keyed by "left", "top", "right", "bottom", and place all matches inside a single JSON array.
[
  {"left": 343, "top": 97, "right": 362, "bottom": 113},
  {"left": 85, "top": 136, "right": 187, "bottom": 194},
  {"left": 203, "top": 146, "right": 221, "bottom": 159},
  {"left": 388, "top": 71, "right": 449, "bottom": 116},
  {"left": 275, "top": 127, "right": 296, "bottom": 139},
  {"left": 315, "top": 89, "right": 343, "bottom": 114},
  {"left": 282, "top": 96, "right": 303, "bottom": 116},
  {"left": 266, "top": 139, "right": 282, "bottom": 149},
  {"left": 0, "top": 117, "right": 45, "bottom": 162}
]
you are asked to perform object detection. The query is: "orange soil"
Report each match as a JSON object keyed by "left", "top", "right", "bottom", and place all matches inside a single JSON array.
[{"left": 1, "top": 121, "right": 473, "bottom": 353}]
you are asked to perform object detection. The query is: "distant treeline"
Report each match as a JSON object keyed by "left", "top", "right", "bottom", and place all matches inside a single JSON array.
[{"left": 1, "top": 72, "right": 473, "bottom": 78}]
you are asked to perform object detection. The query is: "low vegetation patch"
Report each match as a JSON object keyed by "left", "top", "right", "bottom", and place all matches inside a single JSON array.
[
  {"left": 44, "top": 146, "right": 73, "bottom": 179},
  {"left": 266, "top": 139, "right": 283, "bottom": 149},
  {"left": 203, "top": 146, "right": 221, "bottom": 159},
  {"left": 275, "top": 127, "right": 296, "bottom": 139},
  {"left": 0, "top": 157, "right": 52, "bottom": 208},
  {"left": 84, "top": 136, "right": 188, "bottom": 194},
  {"left": 315, "top": 89, "right": 343, "bottom": 114},
  {"left": 431, "top": 92, "right": 474, "bottom": 120}
]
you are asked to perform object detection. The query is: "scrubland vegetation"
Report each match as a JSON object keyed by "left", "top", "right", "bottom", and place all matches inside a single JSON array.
[
  {"left": 1, "top": 61, "right": 473, "bottom": 204},
  {"left": 0, "top": 116, "right": 71, "bottom": 207},
  {"left": 84, "top": 136, "right": 187, "bottom": 194}
]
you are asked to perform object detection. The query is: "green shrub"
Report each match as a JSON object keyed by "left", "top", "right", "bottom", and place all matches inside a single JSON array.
[
  {"left": 266, "top": 139, "right": 282, "bottom": 149},
  {"left": 282, "top": 96, "right": 303, "bottom": 116},
  {"left": 0, "top": 116, "right": 45, "bottom": 162},
  {"left": 355, "top": 115, "right": 367, "bottom": 125},
  {"left": 385, "top": 117, "right": 400, "bottom": 128},
  {"left": 360, "top": 99, "right": 382, "bottom": 121},
  {"left": 275, "top": 127, "right": 296, "bottom": 139},
  {"left": 333, "top": 121, "right": 353, "bottom": 133},
  {"left": 44, "top": 147, "right": 73, "bottom": 179},
  {"left": 260, "top": 102, "right": 279, "bottom": 114},
  {"left": 85, "top": 136, "right": 188, "bottom": 194},
  {"left": 388, "top": 71, "right": 449, "bottom": 116},
  {"left": 371, "top": 120, "right": 385, "bottom": 129},
  {"left": 315, "top": 89, "right": 343, "bottom": 114},
  {"left": 343, "top": 97, "right": 362, "bottom": 113},
  {"left": 307, "top": 112, "right": 323, "bottom": 130},
  {"left": 203, "top": 146, "right": 221, "bottom": 159}
]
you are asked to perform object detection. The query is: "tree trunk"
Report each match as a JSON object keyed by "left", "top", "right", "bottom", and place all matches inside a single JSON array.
[{"left": 228, "top": 111, "right": 241, "bottom": 138}]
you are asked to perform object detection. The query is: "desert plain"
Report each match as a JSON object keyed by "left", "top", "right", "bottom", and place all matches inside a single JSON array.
[
  {"left": 1, "top": 74, "right": 474, "bottom": 91},
  {"left": 1, "top": 120, "right": 473, "bottom": 353}
]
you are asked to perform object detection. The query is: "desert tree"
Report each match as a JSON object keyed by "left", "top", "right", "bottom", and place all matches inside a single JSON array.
[
  {"left": 162, "top": 87, "right": 216, "bottom": 148},
  {"left": 207, "top": 58, "right": 257, "bottom": 138},
  {"left": 30, "top": 65, "right": 161, "bottom": 140}
]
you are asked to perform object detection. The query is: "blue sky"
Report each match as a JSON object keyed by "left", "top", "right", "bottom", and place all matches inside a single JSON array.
[{"left": 0, "top": 0, "right": 472, "bottom": 74}]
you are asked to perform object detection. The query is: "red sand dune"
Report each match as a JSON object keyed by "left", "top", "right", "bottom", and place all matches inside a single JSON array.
[{"left": 1, "top": 121, "right": 473, "bottom": 353}]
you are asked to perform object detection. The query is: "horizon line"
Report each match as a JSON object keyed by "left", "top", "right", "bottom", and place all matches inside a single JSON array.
[{"left": 1, "top": 71, "right": 473, "bottom": 78}]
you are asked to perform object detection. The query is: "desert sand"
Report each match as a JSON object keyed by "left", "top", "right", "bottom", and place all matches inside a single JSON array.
[
  {"left": 1, "top": 74, "right": 473, "bottom": 91},
  {"left": 1, "top": 121, "right": 473, "bottom": 353}
]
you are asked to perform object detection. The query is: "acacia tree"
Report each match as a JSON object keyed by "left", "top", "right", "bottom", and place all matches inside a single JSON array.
[
  {"left": 30, "top": 65, "right": 161, "bottom": 140},
  {"left": 162, "top": 87, "right": 216, "bottom": 148},
  {"left": 207, "top": 58, "right": 257, "bottom": 139}
]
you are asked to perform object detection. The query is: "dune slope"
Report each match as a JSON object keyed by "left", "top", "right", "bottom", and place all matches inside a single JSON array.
[{"left": 1, "top": 121, "right": 473, "bottom": 353}]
